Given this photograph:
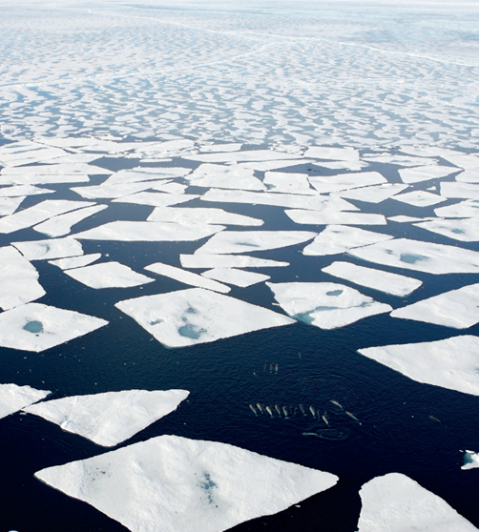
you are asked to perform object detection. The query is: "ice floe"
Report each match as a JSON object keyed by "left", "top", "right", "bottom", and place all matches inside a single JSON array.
[
  {"left": 144, "top": 262, "right": 230, "bottom": 293},
  {"left": 414, "top": 218, "right": 478, "bottom": 242},
  {"left": 391, "top": 190, "right": 445, "bottom": 207},
  {"left": 304, "top": 146, "right": 359, "bottom": 161},
  {"left": 357, "top": 335, "right": 479, "bottom": 395},
  {"left": 267, "top": 282, "right": 392, "bottom": 329},
  {"left": 321, "top": 261, "right": 422, "bottom": 297},
  {"left": 115, "top": 288, "right": 294, "bottom": 348},
  {"left": 12, "top": 237, "right": 83, "bottom": 261},
  {"left": 71, "top": 181, "right": 177, "bottom": 200},
  {"left": 0, "top": 196, "right": 25, "bottom": 216},
  {"left": 112, "top": 192, "right": 199, "bottom": 207},
  {"left": 349, "top": 238, "right": 478, "bottom": 275},
  {"left": 147, "top": 207, "right": 263, "bottom": 227},
  {"left": 0, "top": 383, "right": 50, "bottom": 421},
  {"left": 184, "top": 149, "right": 301, "bottom": 163},
  {"left": 302, "top": 225, "right": 393, "bottom": 256},
  {"left": 0, "top": 141, "right": 66, "bottom": 167},
  {"left": 187, "top": 163, "right": 265, "bottom": 191},
  {"left": 455, "top": 169, "right": 479, "bottom": 184},
  {"left": 308, "top": 171, "right": 387, "bottom": 194},
  {"left": 390, "top": 284, "right": 478, "bottom": 329},
  {"left": 434, "top": 199, "right": 478, "bottom": 219},
  {"left": 0, "top": 166, "right": 89, "bottom": 185},
  {"left": 105, "top": 167, "right": 191, "bottom": 185},
  {"left": 288, "top": 208, "right": 388, "bottom": 226},
  {"left": 65, "top": 261, "right": 155, "bottom": 289},
  {"left": 461, "top": 451, "right": 479, "bottom": 470},
  {"left": 194, "top": 231, "right": 316, "bottom": 255},
  {"left": 24, "top": 389, "right": 189, "bottom": 447},
  {"left": 263, "top": 171, "right": 317, "bottom": 195},
  {"left": 0, "top": 185, "right": 54, "bottom": 198},
  {"left": 387, "top": 215, "right": 435, "bottom": 223},
  {"left": 337, "top": 183, "right": 409, "bottom": 204},
  {"left": 49, "top": 253, "right": 102, "bottom": 270},
  {"left": 0, "top": 303, "right": 108, "bottom": 353},
  {"left": 0, "top": 246, "right": 46, "bottom": 310},
  {"left": 74, "top": 221, "right": 223, "bottom": 242},
  {"left": 35, "top": 435, "right": 337, "bottom": 532},
  {"left": 180, "top": 254, "right": 289, "bottom": 269},
  {"left": 398, "top": 165, "right": 459, "bottom": 184},
  {"left": 357, "top": 472, "right": 478, "bottom": 532},
  {"left": 439, "top": 182, "right": 479, "bottom": 199},
  {"left": 33, "top": 204, "right": 108, "bottom": 238},
  {"left": 202, "top": 268, "right": 270, "bottom": 288}
]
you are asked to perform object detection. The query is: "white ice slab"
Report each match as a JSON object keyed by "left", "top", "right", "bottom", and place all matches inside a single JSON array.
[
  {"left": 308, "top": 171, "right": 387, "bottom": 194},
  {"left": 304, "top": 146, "right": 359, "bottom": 161},
  {"left": 349, "top": 238, "right": 479, "bottom": 275},
  {"left": 414, "top": 218, "right": 479, "bottom": 242},
  {"left": 391, "top": 284, "right": 478, "bottom": 329},
  {"left": 112, "top": 192, "right": 199, "bottom": 207},
  {"left": 105, "top": 167, "right": 191, "bottom": 185},
  {"left": 74, "top": 221, "right": 223, "bottom": 242},
  {"left": 362, "top": 154, "right": 439, "bottom": 167},
  {"left": 199, "top": 143, "right": 243, "bottom": 153},
  {"left": 455, "top": 169, "right": 479, "bottom": 184},
  {"left": 115, "top": 288, "right": 294, "bottom": 348},
  {"left": 302, "top": 225, "right": 393, "bottom": 256},
  {"left": 145, "top": 262, "right": 230, "bottom": 294},
  {"left": 399, "top": 165, "right": 458, "bottom": 184},
  {"left": 180, "top": 254, "right": 289, "bottom": 269},
  {"left": 0, "top": 383, "right": 50, "bottom": 421},
  {"left": 387, "top": 215, "right": 433, "bottom": 223},
  {"left": 357, "top": 472, "right": 478, "bottom": 532},
  {"left": 440, "top": 182, "right": 478, "bottom": 199},
  {"left": 24, "top": 389, "right": 189, "bottom": 447},
  {"left": 12, "top": 237, "right": 83, "bottom": 261},
  {"left": 49, "top": 253, "right": 102, "bottom": 270},
  {"left": 391, "top": 190, "right": 445, "bottom": 207},
  {"left": 35, "top": 435, "right": 338, "bottom": 532},
  {"left": 236, "top": 159, "right": 315, "bottom": 172},
  {"left": 267, "top": 282, "right": 392, "bottom": 330},
  {"left": 0, "top": 196, "right": 25, "bottom": 216},
  {"left": 337, "top": 183, "right": 409, "bottom": 204},
  {"left": 358, "top": 335, "right": 479, "bottom": 395},
  {"left": 33, "top": 204, "right": 108, "bottom": 237},
  {"left": 0, "top": 141, "right": 66, "bottom": 167},
  {"left": 202, "top": 268, "right": 270, "bottom": 288},
  {"left": 439, "top": 153, "right": 479, "bottom": 171},
  {"left": 194, "top": 231, "right": 316, "bottom": 255},
  {"left": 434, "top": 200, "right": 478, "bottom": 219},
  {"left": 461, "top": 451, "right": 479, "bottom": 470},
  {"left": 184, "top": 149, "right": 300, "bottom": 163},
  {"left": 287, "top": 209, "right": 387, "bottom": 226},
  {"left": 0, "top": 167, "right": 89, "bottom": 185},
  {"left": 312, "top": 161, "right": 366, "bottom": 171},
  {"left": 263, "top": 171, "right": 317, "bottom": 195},
  {"left": 71, "top": 181, "right": 176, "bottom": 200},
  {"left": 0, "top": 199, "right": 95, "bottom": 234},
  {"left": 147, "top": 207, "right": 263, "bottom": 227},
  {"left": 322, "top": 261, "right": 422, "bottom": 297},
  {"left": 152, "top": 182, "right": 188, "bottom": 194},
  {"left": 65, "top": 261, "right": 154, "bottom": 289},
  {"left": 0, "top": 246, "right": 46, "bottom": 310},
  {"left": 0, "top": 185, "right": 54, "bottom": 198},
  {"left": 0, "top": 303, "right": 108, "bottom": 353},
  {"left": 187, "top": 163, "right": 265, "bottom": 191}
]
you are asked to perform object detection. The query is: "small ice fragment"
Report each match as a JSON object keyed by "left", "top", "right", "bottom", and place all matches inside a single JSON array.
[
  {"left": 461, "top": 450, "right": 479, "bottom": 470},
  {"left": 12, "top": 237, "right": 84, "bottom": 260},
  {"left": 202, "top": 268, "right": 270, "bottom": 288},
  {"left": 180, "top": 255, "right": 289, "bottom": 269},
  {"left": 147, "top": 207, "right": 263, "bottom": 227},
  {"left": 263, "top": 171, "right": 317, "bottom": 195},
  {"left": 65, "top": 261, "right": 155, "bottom": 289},
  {"left": 0, "top": 383, "right": 51, "bottom": 420},
  {"left": 49, "top": 254, "right": 102, "bottom": 270},
  {"left": 187, "top": 163, "right": 265, "bottom": 191},
  {"left": 304, "top": 146, "right": 359, "bottom": 161},
  {"left": 112, "top": 192, "right": 199, "bottom": 207},
  {"left": 399, "top": 165, "right": 458, "bottom": 184},
  {"left": 286, "top": 210, "right": 386, "bottom": 226},
  {"left": 337, "top": 183, "right": 409, "bottom": 204},
  {"left": 387, "top": 215, "right": 433, "bottom": 223},
  {"left": 391, "top": 190, "right": 445, "bottom": 207},
  {"left": 33, "top": 204, "right": 108, "bottom": 237}
]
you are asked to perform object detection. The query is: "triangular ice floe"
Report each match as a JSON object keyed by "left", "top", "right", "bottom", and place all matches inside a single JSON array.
[{"left": 0, "top": 383, "right": 50, "bottom": 420}]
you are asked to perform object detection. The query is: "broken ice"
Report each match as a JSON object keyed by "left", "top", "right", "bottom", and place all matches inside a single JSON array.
[
  {"left": 0, "top": 383, "right": 50, "bottom": 421},
  {"left": 65, "top": 261, "right": 155, "bottom": 289}
]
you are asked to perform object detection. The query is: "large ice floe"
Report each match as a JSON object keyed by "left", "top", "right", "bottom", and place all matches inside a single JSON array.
[
  {"left": 186, "top": 163, "right": 266, "bottom": 191},
  {"left": 391, "top": 190, "right": 445, "bottom": 208},
  {"left": 267, "top": 282, "right": 392, "bottom": 329},
  {"left": 0, "top": 303, "right": 108, "bottom": 352},
  {"left": 24, "top": 389, "right": 189, "bottom": 446},
  {"left": 321, "top": 261, "right": 422, "bottom": 297},
  {"left": 12, "top": 237, "right": 84, "bottom": 261},
  {"left": 357, "top": 335, "right": 479, "bottom": 396},
  {"left": 357, "top": 472, "right": 478, "bottom": 532},
  {"left": 0, "top": 383, "right": 50, "bottom": 420},
  {"left": 263, "top": 171, "right": 317, "bottom": 195},
  {"left": 35, "top": 435, "right": 338, "bottom": 532},
  {"left": 65, "top": 261, "right": 155, "bottom": 289},
  {"left": 398, "top": 165, "right": 458, "bottom": 184},
  {"left": 348, "top": 238, "right": 478, "bottom": 275},
  {"left": 308, "top": 171, "right": 387, "bottom": 194},
  {"left": 147, "top": 207, "right": 263, "bottom": 227},
  {"left": 115, "top": 288, "right": 294, "bottom": 348},
  {"left": 414, "top": 218, "right": 479, "bottom": 242},
  {"left": 390, "top": 284, "right": 478, "bottom": 329},
  {"left": 336, "top": 183, "right": 409, "bottom": 204}
]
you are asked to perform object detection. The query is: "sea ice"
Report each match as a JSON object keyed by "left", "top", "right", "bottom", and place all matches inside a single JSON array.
[
  {"left": 304, "top": 146, "right": 359, "bottom": 161},
  {"left": 308, "top": 171, "right": 387, "bottom": 194},
  {"left": 439, "top": 182, "right": 479, "bottom": 199},
  {"left": 390, "top": 284, "right": 478, "bottom": 329},
  {"left": 144, "top": 262, "right": 230, "bottom": 293},
  {"left": 152, "top": 182, "right": 188, "bottom": 194},
  {"left": 302, "top": 225, "right": 393, "bottom": 256},
  {"left": 12, "top": 238, "right": 84, "bottom": 261},
  {"left": 0, "top": 185, "right": 54, "bottom": 198},
  {"left": 184, "top": 149, "right": 300, "bottom": 163},
  {"left": 0, "top": 303, "right": 108, "bottom": 353},
  {"left": 105, "top": 167, "right": 191, "bottom": 185},
  {"left": 455, "top": 169, "right": 479, "bottom": 184},
  {"left": 349, "top": 238, "right": 478, "bottom": 275},
  {"left": 461, "top": 451, "right": 479, "bottom": 470},
  {"left": 180, "top": 254, "right": 289, "bottom": 269},
  {"left": 321, "top": 261, "right": 422, "bottom": 297},
  {"left": 263, "top": 171, "right": 317, "bottom": 195},
  {"left": 0, "top": 246, "right": 46, "bottom": 310},
  {"left": 147, "top": 207, "right": 263, "bottom": 227},
  {"left": 115, "top": 288, "right": 294, "bottom": 348},
  {"left": 357, "top": 472, "right": 478, "bottom": 532},
  {"left": 267, "top": 282, "right": 392, "bottom": 330},
  {"left": 74, "top": 221, "right": 223, "bottom": 242},
  {"left": 286, "top": 209, "right": 387, "bottom": 226},
  {"left": 49, "top": 254, "right": 102, "bottom": 270},
  {"left": 199, "top": 143, "right": 242, "bottom": 153},
  {"left": 398, "top": 165, "right": 458, "bottom": 184},
  {"left": 414, "top": 218, "right": 478, "bottom": 242},
  {"left": 357, "top": 335, "right": 479, "bottom": 395},
  {"left": 391, "top": 190, "right": 445, "bottom": 207},
  {"left": 71, "top": 181, "right": 177, "bottom": 200},
  {"left": 202, "top": 268, "right": 270, "bottom": 288},
  {"left": 434, "top": 199, "right": 478, "bottom": 219},
  {"left": 24, "top": 389, "right": 189, "bottom": 447},
  {"left": 33, "top": 204, "right": 108, "bottom": 237},
  {"left": 187, "top": 163, "right": 265, "bottom": 191},
  {"left": 112, "top": 192, "right": 199, "bottom": 207},
  {"left": 0, "top": 196, "right": 25, "bottom": 216},
  {"left": 387, "top": 215, "right": 435, "bottom": 223},
  {"left": 337, "top": 183, "right": 409, "bottom": 204},
  {"left": 0, "top": 141, "right": 66, "bottom": 167},
  {"left": 65, "top": 261, "right": 155, "bottom": 289},
  {"left": 0, "top": 166, "right": 90, "bottom": 185},
  {"left": 0, "top": 383, "right": 50, "bottom": 421},
  {"left": 35, "top": 435, "right": 338, "bottom": 532}
]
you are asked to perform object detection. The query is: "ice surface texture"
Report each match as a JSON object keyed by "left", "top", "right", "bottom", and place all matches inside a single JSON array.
[{"left": 0, "top": 383, "right": 50, "bottom": 420}]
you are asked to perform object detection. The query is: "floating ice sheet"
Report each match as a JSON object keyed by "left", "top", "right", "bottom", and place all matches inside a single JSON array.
[
  {"left": 0, "top": 141, "right": 66, "bottom": 167},
  {"left": 115, "top": 288, "right": 294, "bottom": 348},
  {"left": 304, "top": 147, "right": 359, "bottom": 161},
  {"left": 12, "top": 237, "right": 83, "bottom": 261},
  {"left": 287, "top": 209, "right": 387, "bottom": 226},
  {"left": 184, "top": 149, "right": 301, "bottom": 163},
  {"left": 0, "top": 196, "right": 25, "bottom": 216},
  {"left": 302, "top": 225, "right": 393, "bottom": 256},
  {"left": 387, "top": 215, "right": 435, "bottom": 223},
  {"left": 74, "top": 221, "right": 223, "bottom": 242},
  {"left": 461, "top": 451, "right": 479, "bottom": 470},
  {"left": 180, "top": 254, "right": 289, "bottom": 269},
  {"left": 321, "top": 261, "right": 422, "bottom": 297},
  {"left": 434, "top": 200, "right": 478, "bottom": 219},
  {"left": 24, "top": 389, "right": 189, "bottom": 447},
  {"left": 35, "top": 435, "right": 338, "bottom": 532},
  {"left": 33, "top": 204, "right": 108, "bottom": 237},
  {"left": 349, "top": 238, "right": 478, "bottom": 275},
  {"left": 263, "top": 171, "right": 317, "bottom": 195},
  {"left": 358, "top": 335, "right": 479, "bottom": 395},
  {"left": 308, "top": 171, "right": 387, "bottom": 194},
  {"left": 357, "top": 472, "right": 478, "bottom": 532},
  {"left": 0, "top": 167, "right": 89, "bottom": 185},
  {"left": 455, "top": 169, "right": 479, "bottom": 184},
  {"left": 199, "top": 143, "right": 242, "bottom": 153},
  {"left": 390, "top": 284, "right": 478, "bottom": 329},
  {"left": 49, "top": 253, "right": 102, "bottom": 270},
  {"left": 311, "top": 160, "right": 366, "bottom": 171},
  {"left": 145, "top": 262, "right": 230, "bottom": 293},
  {"left": 65, "top": 261, "right": 154, "bottom": 289},
  {"left": 440, "top": 182, "right": 479, "bottom": 199},
  {"left": 194, "top": 231, "right": 316, "bottom": 255},
  {"left": 0, "top": 383, "right": 50, "bottom": 421},
  {"left": 0, "top": 185, "right": 54, "bottom": 198},
  {"left": 362, "top": 154, "right": 439, "bottom": 167},
  {"left": 267, "top": 282, "right": 392, "bottom": 330},
  {"left": 187, "top": 164, "right": 265, "bottom": 191},
  {"left": 71, "top": 181, "right": 177, "bottom": 200},
  {"left": 398, "top": 165, "right": 458, "bottom": 184},
  {"left": 337, "top": 183, "right": 409, "bottom": 204},
  {"left": 112, "top": 192, "right": 199, "bottom": 207},
  {"left": 147, "top": 207, "right": 263, "bottom": 227},
  {"left": 414, "top": 218, "right": 479, "bottom": 242},
  {"left": 0, "top": 303, "right": 108, "bottom": 353},
  {"left": 105, "top": 167, "right": 191, "bottom": 185},
  {"left": 0, "top": 246, "right": 46, "bottom": 310},
  {"left": 391, "top": 190, "right": 445, "bottom": 207},
  {"left": 202, "top": 268, "right": 270, "bottom": 288}
]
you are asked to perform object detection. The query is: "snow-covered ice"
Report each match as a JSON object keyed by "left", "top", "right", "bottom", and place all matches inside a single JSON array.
[
  {"left": 434, "top": 199, "right": 478, "bottom": 219},
  {"left": 115, "top": 288, "right": 294, "bottom": 348},
  {"left": 112, "top": 191, "right": 199, "bottom": 207},
  {"left": 0, "top": 303, "right": 108, "bottom": 352},
  {"left": 357, "top": 335, "right": 479, "bottom": 395},
  {"left": 147, "top": 207, "right": 263, "bottom": 227},
  {"left": 12, "top": 237, "right": 83, "bottom": 261},
  {"left": 180, "top": 254, "right": 289, "bottom": 269},
  {"left": 0, "top": 141, "right": 66, "bottom": 167},
  {"left": 263, "top": 171, "right": 317, "bottom": 195},
  {"left": 185, "top": 149, "right": 301, "bottom": 163},
  {"left": 391, "top": 190, "right": 445, "bottom": 207},
  {"left": 0, "top": 185, "right": 54, "bottom": 198},
  {"left": 202, "top": 268, "right": 270, "bottom": 288},
  {"left": 49, "top": 253, "right": 102, "bottom": 270},
  {"left": 65, "top": 261, "right": 155, "bottom": 289},
  {"left": 439, "top": 182, "right": 479, "bottom": 199},
  {"left": 398, "top": 165, "right": 458, "bottom": 184},
  {"left": 286, "top": 209, "right": 387, "bottom": 226},
  {"left": 24, "top": 389, "right": 189, "bottom": 447},
  {"left": 35, "top": 435, "right": 338, "bottom": 532},
  {"left": 186, "top": 163, "right": 265, "bottom": 191},
  {"left": 0, "top": 196, "right": 25, "bottom": 216},
  {"left": 304, "top": 147, "right": 359, "bottom": 161},
  {"left": 308, "top": 171, "right": 387, "bottom": 194},
  {"left": 337, "top": 183, "right": 409, "bottom": 204},
  {"left": 414, "top": 218, "right": 478, "bottom": 242},
  {"left": 33, "top": 204, "right": 108, "bottom": 237},
  {"left": 0, "top": 383, "right": 50, "bottom": 421}
]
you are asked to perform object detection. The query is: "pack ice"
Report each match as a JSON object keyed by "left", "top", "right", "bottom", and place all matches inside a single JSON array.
[
  {"left": 24, "top": 389, "right": 189, "bottom": 447},
  {"left": 0, "top": 383, "right": 50, "bottom": 421},
  {"left": 65, "top": 261, "right": 155, "bottom": 289},
  {"left": 357, "top": 472, "right": 477, "bottom": 532},
  {"left": 35, "top": 435, "right": 338, "bottom": 532}
]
